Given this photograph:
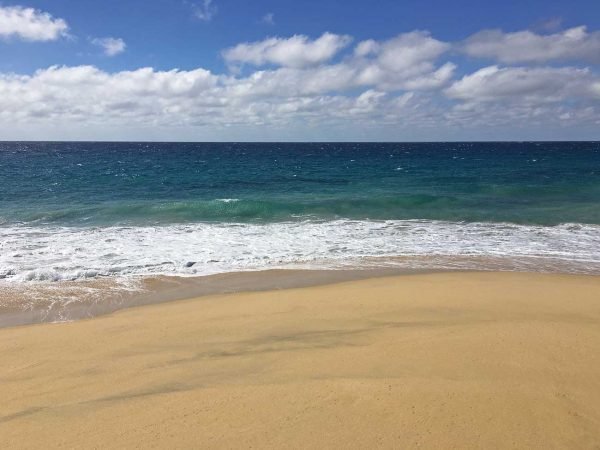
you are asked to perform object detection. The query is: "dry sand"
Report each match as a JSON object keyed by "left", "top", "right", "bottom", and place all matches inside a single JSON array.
[{"left": 1, "top": 271, "right": 600, "bottom": 449}]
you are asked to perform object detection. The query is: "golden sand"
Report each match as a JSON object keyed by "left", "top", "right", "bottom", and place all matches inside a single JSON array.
[{"left": 1, "top": 272, "right": 600, "bottom": 449}]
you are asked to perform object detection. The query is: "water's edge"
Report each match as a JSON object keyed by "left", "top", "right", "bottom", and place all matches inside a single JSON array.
[
  {"left": 2, "top": 265, "right": 599, "bottom": 329},
  {"left": 0, "top": 268, "right": 435, "bottom": 328}
]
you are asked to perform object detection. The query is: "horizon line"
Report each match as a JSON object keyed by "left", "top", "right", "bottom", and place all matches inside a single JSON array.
[{"left": 1, "top": 140, "right": 599, "bottom": 144}]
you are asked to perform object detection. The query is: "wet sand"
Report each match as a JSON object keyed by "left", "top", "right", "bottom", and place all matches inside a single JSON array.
[
  {"left": 0, "top": 268, "right": 422, "bottom": 327},
  {"left": 1, "top": 272, "right": 600, "bottom": 448}
]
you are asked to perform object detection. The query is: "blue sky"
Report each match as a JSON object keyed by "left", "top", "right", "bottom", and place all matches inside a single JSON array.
[{"left": 1, "top": 0, "right": 600, "bottom": 140}]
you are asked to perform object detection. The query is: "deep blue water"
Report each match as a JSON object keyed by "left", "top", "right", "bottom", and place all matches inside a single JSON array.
[{"left": 2, "top": 141, "right": 600, "bottom": 226}]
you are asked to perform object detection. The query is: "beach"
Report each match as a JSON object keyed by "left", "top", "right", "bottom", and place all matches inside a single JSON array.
[
  {"left": 2, "top": 142, "right": 600, "bottom": 326},
  {"left": 3, "top": 0, "right": 600, "bottom": 445},
  {"left": 2, "top": 271, "right": 600, "bottom": 448}
]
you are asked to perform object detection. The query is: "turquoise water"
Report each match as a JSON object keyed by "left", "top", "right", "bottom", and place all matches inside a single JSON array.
[
  {"left": 2, "top": 141, "right": 600, "bottom": 226},
  {"left": 1, "top": 141, "right": 600, "bottom": 286}
]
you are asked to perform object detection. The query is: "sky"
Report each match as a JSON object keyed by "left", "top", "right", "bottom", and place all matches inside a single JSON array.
[{"left": 0, "top": 0, "right": 600, "bottom": 141}]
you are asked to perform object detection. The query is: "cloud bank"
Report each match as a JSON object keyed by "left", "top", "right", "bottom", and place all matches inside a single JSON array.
[
  {"left": 1, "top": 25, "right": 600, "bottom": 140},
  {"left": 462, "top": 26, "right": 600, "bottom": 64}
]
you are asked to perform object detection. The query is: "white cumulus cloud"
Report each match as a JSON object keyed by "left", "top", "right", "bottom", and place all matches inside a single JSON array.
[
  {"left": 353, "top": 31, "right": 454, "bottom": 90},
  {"left": 92, "top": 37, "right": 126, "bottom": 56},
  {"left": 0, "top": 61, "right": 438, "bottom": 139},
  {"left": 223, "top": 32, "right": 352, "bottom": 68},
  {"left": 462, "top": 26, "right": 600, "bottom": 64},
  {"left": 445, "top": 65, "right": 593, "bottom": 103},
  {"left": 0, "top": 5, "right": 68, "bottom": 41}
]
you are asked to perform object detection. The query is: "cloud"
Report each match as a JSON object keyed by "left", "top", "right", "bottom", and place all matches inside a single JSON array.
[
  {"left": 462, "top": 26, "right": 600, "bottom": 64},
  {"left": 221, "top": 30, "right": 453, "bottom": 91},
  {"left": 531, "top": 17, "right": 563, "bottom": 33},
  {"left": 92, "top": 37, "right": 126, "bottom": 56},
  {"left": 0, "top": 62, "right": 438, "bottom": 136},
  {"left": 192, "top": 0, "right": 217, "bottom": 22},
  {"left": 362, "top": 31, "right": 450, "bottom": 73},
  {"left": 1, "top": 61, "right": 598, "bottom": 141},
  {"left": 0, "top": 66, "right": 219, "bottom": 125},
  {"left": 0, "top": 5, "right": 68, "bottom": 41},
  {"left": 261, "top": 13, "right": 274, "bottom": 25},
  {"left": 223, "top": 32, "right": 352, "bottom": 68},
  {"left": 354, "top": 39, "right": 378, "bottom": 57},
  {"left": 443, "top": 100, "right": 600, "bottom": 135},
  {"left": 353, "top": 31, "right": 454, "bottom": 90},
  {"left": 1, "top": 27, "right": 600, "bottom": 140},
  {"left": 445, "top": 65, "right": 593, "bottom": 103}
]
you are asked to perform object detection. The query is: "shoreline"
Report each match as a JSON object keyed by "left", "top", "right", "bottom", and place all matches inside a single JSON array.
[
  {"left": 1, "top": 271, "right": 600, "bottom": 447},
  {"left": 2, "top": 257, "right": 600, "bottom": 328},
  {"left": 0, "top": 267, "right": 434, "bottom": 328}
]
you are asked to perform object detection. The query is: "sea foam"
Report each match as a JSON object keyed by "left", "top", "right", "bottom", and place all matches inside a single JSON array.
[{"left": 1, "top": 219, "right": 599, "bottom": 284}]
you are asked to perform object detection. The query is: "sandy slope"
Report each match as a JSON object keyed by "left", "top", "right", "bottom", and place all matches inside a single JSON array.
[{"left": 1, "top": 272, "right": 600, "bottom": 449}]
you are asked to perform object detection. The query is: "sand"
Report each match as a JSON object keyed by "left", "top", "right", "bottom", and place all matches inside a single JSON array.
[{"left": 1, "top": 271, "right": 600, "bottom": 449}]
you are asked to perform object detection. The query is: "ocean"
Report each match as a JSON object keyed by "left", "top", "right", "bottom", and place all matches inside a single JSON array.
[{"left": 1, "top": 141, "right": 600, "bottom": 323}]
